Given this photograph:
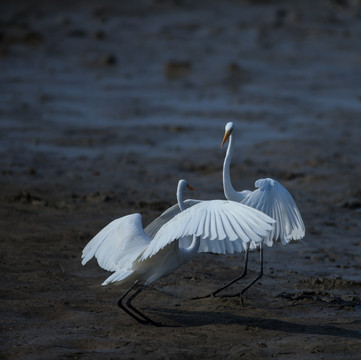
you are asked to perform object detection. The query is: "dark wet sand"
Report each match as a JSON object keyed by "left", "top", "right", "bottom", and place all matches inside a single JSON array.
[{"left": 1, "top": 1, "right": 361, "bottom": 359}]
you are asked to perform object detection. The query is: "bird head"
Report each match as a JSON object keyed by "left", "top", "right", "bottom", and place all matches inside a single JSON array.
[
  {"left": 178, "top": 179, "right": 195, "bottom": 192},
  {"left": 221, "top": 122, "right": 234, "bottom": 147}
]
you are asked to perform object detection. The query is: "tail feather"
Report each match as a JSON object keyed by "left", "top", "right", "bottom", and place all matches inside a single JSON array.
[{"left": 102, "top": 269, "right": 135, "bottom": 286}]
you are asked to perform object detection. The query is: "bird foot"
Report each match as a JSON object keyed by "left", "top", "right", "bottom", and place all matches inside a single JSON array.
[
  {"left": 219, "top": 293, "right": 241, "bottom": 299},
  {"left": 191, "top": 293, "right": 214, "bottom": 300},
  {"left": 219, "top": 293, "right": 246, "bottom": 306}
]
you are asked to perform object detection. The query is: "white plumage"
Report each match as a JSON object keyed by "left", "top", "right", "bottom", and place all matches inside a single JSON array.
[
  {"left": 82, "top": 182, "right": 275, "bottom": 286},
  {"left": 141, "top": 199, "right": 274, "bottom": 260},
  {"left": 81, "top": 214, "right": 149, "bottom": 273},
  {"left": 144, "top": 199, "right": 200, "bottom": 239},
  {"left": 242, "top": 178, "right": 305, "bottom": 246},
  {"left": 222, "top": 122, "right": 305, "bottom": 246},
  {"left": 199, "top": 121, "right": 305, "bottom": 299},
  {"left": 81, "top": 179, "right": 275, "bottom": 325}
]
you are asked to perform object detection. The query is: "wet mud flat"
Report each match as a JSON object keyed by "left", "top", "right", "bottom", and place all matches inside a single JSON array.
[{"left": 1, "top": 0, "right": 361, "bottom": 359}]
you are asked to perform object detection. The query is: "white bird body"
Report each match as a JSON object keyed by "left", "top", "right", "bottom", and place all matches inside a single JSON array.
[
  {"left": 222, "top": 122, "right": 305, "bottom": 246},
  {"left": 101, "top": 225, "right": 200, "bottom": 287},
  {"left": 82, "top": 179, "right": 275, "bottom": 324},
  {"left": 82, "top": 181, "right": 202, "bottom": 287},
  {"left": 132, "top": 238, "right": 199, "bottom": 285},
  {"left": 82, "top": 182, "right": 275, "bottom": 286},
  {"left": 203, "top": 122, "right": 306, "bottom": 299}
]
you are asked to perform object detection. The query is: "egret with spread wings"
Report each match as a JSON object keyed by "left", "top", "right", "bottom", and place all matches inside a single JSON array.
[
  {"left": 82, "top": 179, "right": 275, "bottom": 325},
  {"left": 198, "top": 122, "right": 305, "bottom": 300}
]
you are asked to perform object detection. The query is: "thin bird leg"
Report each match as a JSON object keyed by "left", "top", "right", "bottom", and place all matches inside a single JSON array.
[
  {"left": 117, "top": 281, "right": 148, "bottom": 325},
  {"left": 240, "top": 243, "right": 264, "bottom": 306},
  {"left": 218, "top": 245, "right": 250, "bottom": 298},
  {"left": 192, "top": 243, "right": 250, "bottom": 300},
  {"left": 126, "top": 285, "right": 162, "bottom": 327}
]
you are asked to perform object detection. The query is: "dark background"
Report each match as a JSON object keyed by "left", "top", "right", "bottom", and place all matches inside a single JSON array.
[{"left": 1, "top": 1, "right": 361, "bottom": 359}]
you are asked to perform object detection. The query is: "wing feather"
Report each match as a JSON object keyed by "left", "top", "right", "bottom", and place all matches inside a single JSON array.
[
  {"left": 242, "top": 178, "right": 305, "bottom": 246},
  {"left": 217, "top": 208, "right": 238, "bottom": 240},
  {"left": 141, "top": 200, "right": 275, "bottom": 260},
  {"left": 222, "top": 208, "right": 249, "bottom": 241},
  {"left": 202, "top": 206, "right": 211, "bottom": 239},
  {"left": 213, "top": 206, "right": 227, "bottom": 240},
  {"left": 81, "top": 213, "right": 150, "bottom": 272},
  {"left": 144, "top": 199, "right": 201, "bottom": 239},
  {"left": 226, "top": 202, "right": 272, "bottom": 238},
  {"left": 228, "top": 207, "right": 262, "bottom": 243},
  {"left": 102, "top": 269, "right": 135, "bottom": 286},
  {"left": 224, "top": 236, "right": 235, "bottom": 254}
]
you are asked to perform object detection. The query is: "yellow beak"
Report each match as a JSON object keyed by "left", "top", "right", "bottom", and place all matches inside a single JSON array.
[{"left": 221, "top": 131, "right": 230, "bottom": 148}]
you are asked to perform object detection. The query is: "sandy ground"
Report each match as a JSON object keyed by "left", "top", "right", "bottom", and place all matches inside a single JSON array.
[{"left": 1, "top": 0, "right": 361, "bottom": 359}]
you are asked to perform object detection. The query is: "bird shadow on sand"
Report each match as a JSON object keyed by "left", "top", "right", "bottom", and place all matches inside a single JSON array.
[{"left": 149, "top": 308, "right": 361, "bottom": 339}]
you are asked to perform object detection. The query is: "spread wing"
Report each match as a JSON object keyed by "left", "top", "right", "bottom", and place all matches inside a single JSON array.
[
  {"left": 144, "top": 199, "right": 201, "bottom": 239},
  {"left": 81, "top": 213, "right": 151, "bottom": 272},
  {"left": 141, "top": 200, "right": 275, "bottom": 260},
  {"left": 242, "top": 178, "right": 305, "bottom": 246}
]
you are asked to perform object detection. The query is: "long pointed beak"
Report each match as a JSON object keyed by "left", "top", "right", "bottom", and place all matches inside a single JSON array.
[
  {"left": 187, "top": 184, "right": 195, "bottom": 191},
  {"left": 221, "top": 131, "right": 230, "bottom": 148}
]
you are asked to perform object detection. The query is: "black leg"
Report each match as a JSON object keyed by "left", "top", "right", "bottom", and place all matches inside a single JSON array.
[
  {"left": 192, "top": 243, "right": 250, "bottom": 300},
  {"left": 217, "top": 246, "right": 249, "bottom": 297},
  {"left": 117, "top": 281, "right": 148, "bottom": 325},
  {"left": 240, "top": 244, "right": 264, "bottom": 306},
  {"left": 126, "top": 285, "right": 162, "bottom": 327}
]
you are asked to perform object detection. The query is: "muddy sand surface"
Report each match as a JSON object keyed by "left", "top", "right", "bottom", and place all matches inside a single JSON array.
[{"left": 1, "top": 0, "right": 361, "bottom": 359}]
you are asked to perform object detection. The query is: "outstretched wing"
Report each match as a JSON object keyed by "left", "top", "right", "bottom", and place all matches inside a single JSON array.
[
  {"left": 141, "top": 200, "right": 275, "bottom": 260},
  {"left": 242, "top": 178, "right": 305, "bottom": 246},
  {"left": 81, "top": 213, "right": 151, "bottom": 272},
  {"left": 144, "top": 199, "right": 201, "bottom": 239}
]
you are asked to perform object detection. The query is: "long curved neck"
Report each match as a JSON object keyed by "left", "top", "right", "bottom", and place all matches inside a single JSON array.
[
  {"left": 180, "top": 235, "right": 200, "bottom": 262},
  {"left": 176, "top": 183, "right": 186, "bottom": 211},
  {"left": 223, "top": 133, "right": 240, "bottom": 201}
]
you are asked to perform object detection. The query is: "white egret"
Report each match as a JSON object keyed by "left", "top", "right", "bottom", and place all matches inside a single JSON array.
[
  {"left": 82, "top": 179, "right": 275, "bottom": 325},
  {"left": 202, "top": 121, "right": 305, "bottom": 299}
]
